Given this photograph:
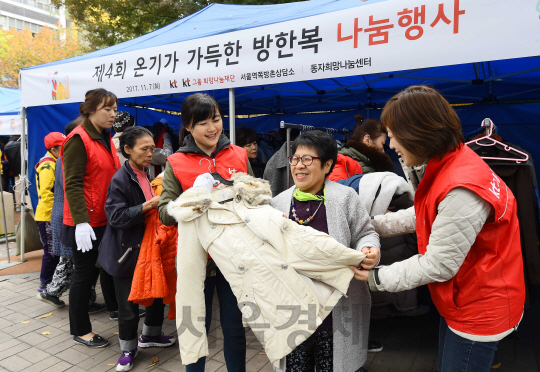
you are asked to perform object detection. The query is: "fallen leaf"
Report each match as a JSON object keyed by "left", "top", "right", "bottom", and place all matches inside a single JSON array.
[
  {"left": 41, "top": 331, "right": 51, "bottom": 335},
  {"left": 21, "top": 321, "right": 30, "bottom": 324},
  {"left": 146, "top": 356, "right": 159, "bottom": 368},
  {"left": 258, "top": 351, "right": 266, "bottom": 355},
  {"left": 39, "top": 312, "right": 53, "bottom": 319},
  {"left": 112, "top": 332, "right": 119, "bottom": 335},
  {"left": 107, "top": 363, "right": 116, "bottom": 366}
]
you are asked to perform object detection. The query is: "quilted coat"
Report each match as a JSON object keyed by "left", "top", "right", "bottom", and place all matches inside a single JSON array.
[
  {"left": 168, "top": 173, "right": 368, "bottom": 367},
  {"left": 272, "top": 179, "right": 380, "bottom": 372},
  {"left": 129, "top": 175, "right": 178, "bottom": 319}
]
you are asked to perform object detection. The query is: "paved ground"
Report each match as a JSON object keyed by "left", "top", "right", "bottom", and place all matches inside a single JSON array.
[{"left": 0, "top": 273, "right": 538, "bottom": 372}]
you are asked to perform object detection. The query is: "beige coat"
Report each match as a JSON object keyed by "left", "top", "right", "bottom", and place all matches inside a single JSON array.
[{"left": 168, "top": 174, "right": 367, "bottom": 367}]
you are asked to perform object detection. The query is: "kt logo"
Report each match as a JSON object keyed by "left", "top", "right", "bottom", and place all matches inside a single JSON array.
[
  {"left": 169, "top": 80, "right": 178, "bottom": 88},
  {"left": 183, "top": 78, "right": 191, "bottom": 87}
]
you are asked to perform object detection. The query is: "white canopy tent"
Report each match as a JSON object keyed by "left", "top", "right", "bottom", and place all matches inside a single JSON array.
[{"left": 16, "top": 0, "right": 540, "bottom": 259}]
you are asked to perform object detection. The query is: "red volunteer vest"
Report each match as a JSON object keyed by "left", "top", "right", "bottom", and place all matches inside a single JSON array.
[
  {"left": 61, "top": 125, "right": 121, "bottom": 227},
  {"left": 167, "top": 144, "right": 248, "bottom": 191},
  {"left": 415, "top": 145, "right": 525, "bottom": 335},
  {"left": 327, "top": 154, "right": 363, "bottom": 182}
]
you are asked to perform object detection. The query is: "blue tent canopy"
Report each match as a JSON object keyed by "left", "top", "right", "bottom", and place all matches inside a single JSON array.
[
  {"left": 20, "top": 0, "right": 540, "bottom": 208},
  {"left": 0, "top": 87, "right": 20, "bottom": 115}
]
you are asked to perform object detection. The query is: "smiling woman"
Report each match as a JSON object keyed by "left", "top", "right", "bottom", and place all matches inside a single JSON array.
[
  {"left": 157, "top": 93, "right": 254, "bottom": 372},
  {"left": 354, "top": 85, "right": 526, "bottom": 372},
  {"left": 271, "top": 130, "right": 381, "bottom": 372}
]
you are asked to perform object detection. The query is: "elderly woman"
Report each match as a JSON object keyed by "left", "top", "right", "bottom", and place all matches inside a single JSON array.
[
  {"left": 272, "top": 130, "right": 380, "bottom": 372},
  {"left": 99, "top": 126, "right": 175, "bottom": 371},
  {"left": 353, "top": 85, "right": 525, "bottom": 372}
]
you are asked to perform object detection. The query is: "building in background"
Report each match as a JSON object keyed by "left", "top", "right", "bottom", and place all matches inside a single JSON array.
[{"left": 0, "top": 0, "right": 68, "bottom": 33}]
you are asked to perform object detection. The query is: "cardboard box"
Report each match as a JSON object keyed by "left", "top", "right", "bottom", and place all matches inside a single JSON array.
[{"left": 0, "top": 192, "right": 15, "bottom": 235}]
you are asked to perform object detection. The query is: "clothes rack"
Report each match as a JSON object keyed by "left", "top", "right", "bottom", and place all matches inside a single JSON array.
[{"left": 280, "top": 121, "right": 350, "bottom": 188}]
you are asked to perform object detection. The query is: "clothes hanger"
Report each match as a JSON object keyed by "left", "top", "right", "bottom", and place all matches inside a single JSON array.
[
  {"left": 199, "top": 158, "right": 234, "bottom": 186},
  {"left": 465, "top": 118, "right": 529, "bottom": 163}
]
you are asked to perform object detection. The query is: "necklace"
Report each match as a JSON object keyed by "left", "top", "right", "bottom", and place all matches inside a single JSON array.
[{"left": 291, "top": 197, "right": 324, "bottom": 225}]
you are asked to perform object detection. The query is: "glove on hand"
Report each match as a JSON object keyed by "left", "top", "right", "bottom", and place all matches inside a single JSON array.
[
  {"left": 75, "top": 222, "right": 96, "bottom": 253},
  {"left": 193, "top": 173, "right": 218, "bottom": 192}
]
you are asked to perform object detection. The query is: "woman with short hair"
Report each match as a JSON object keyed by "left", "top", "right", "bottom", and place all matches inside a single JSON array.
[
  {"left": 272, "top": 130, "right": 380, "bottom": 372},
  {"left": 353, "top": 85, "right": 525, "bottom": 372}
]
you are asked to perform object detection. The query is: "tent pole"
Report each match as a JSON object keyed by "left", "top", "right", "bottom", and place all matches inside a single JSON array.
[
  {"left": 0, "top": 172, "right": 10, "bottom": 263},
  {"left": 19, "top": 107, "right": 26, "bottom": 263},
  {"left": 229, "top": 88, "right": 236, "bottom": 144}
]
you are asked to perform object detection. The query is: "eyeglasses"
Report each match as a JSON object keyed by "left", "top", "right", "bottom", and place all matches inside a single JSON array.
[{"left": 288, "top": 155, "right": 321, "bottom": 166}]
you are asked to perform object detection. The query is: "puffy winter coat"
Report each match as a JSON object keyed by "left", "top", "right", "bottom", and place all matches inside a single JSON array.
[
  {"left": 168, "top": 173, "right": 367, "bottom": 367},
  {"left": 129, "top": 176, "right": 178, "bottom": 320},
  {"left": 272, "top": 179, "right": 380, "bottom": 372}
]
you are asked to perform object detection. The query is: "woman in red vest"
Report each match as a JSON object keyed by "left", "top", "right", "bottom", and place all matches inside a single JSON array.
[
  {"left": 158, "top": 93, "right": 252, "bottom": 372},
  {"left": 62, "top": 89, "right": 121, "bottom": 348},
  {"left": 352, "top": 85, "right": 525, "bottom": 372}
]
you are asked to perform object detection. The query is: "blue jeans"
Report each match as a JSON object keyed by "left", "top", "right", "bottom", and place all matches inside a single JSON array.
[
  {"left": 438, "top": 317, "right": 498, "bottom": 372},
  {"left": 186, "top": 269, "right": 246, "bottom": 372}
]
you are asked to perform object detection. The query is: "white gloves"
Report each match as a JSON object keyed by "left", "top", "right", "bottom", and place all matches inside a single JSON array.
[
  {"left": 193, "top": 173, "right": 218, "bottom": 192},
  {"left": 75, "top": 222, "right": 96, "bottom": 253}
]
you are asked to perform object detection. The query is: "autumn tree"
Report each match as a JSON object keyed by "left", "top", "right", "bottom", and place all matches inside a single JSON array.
[
  {"left": 52, "top": 0, "right": 304, "bottom": 50},
  {"left": 0, "top": 26, "right": 86, "bottom": 88}
]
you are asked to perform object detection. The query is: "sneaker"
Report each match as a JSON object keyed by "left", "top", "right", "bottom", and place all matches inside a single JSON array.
[
  {"left": 110, "top": 309, "right": 145, "bottom": 321},
  {"left": 37, "top": 283, "right": 47, "bottom": 292},
  {"left": 367, "top": 340, "right": 383, "bottom": 353},
  {"left": 138, "top": 333, "right": 176, "bottom": 348},
  {"left": 116, "top": 349, "right": 138, "bottom": 371},
  {"left": 88, "top": 302, "right": 107, "bottom": 314},
  {"left": 73, "top": 334, "right": 109, "bottom": 348},
  {"left": 37, "top": 292, "right": 65, "bottom": 308}
]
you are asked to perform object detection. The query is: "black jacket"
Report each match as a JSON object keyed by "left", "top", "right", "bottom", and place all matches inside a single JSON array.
[
  {"left": 4, "top": 139, "right": 21, "bottom": 175},
  {"left": 98, "top": 161, "right": 149, "bottom": 278}
]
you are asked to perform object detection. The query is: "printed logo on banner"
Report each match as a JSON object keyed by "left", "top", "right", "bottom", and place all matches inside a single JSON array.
[
  {"left": 48, "top": 72, "right": 71, "bottom": 101},
  {"left": 19, "top": 0, "right": 540, "bottom": 108}
]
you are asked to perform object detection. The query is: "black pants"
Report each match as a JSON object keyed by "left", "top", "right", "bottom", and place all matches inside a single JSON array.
[
  {"left": 113, "top": 275, "right": 165, "bottom": 348},
  {"left": 286, "top": 327, "right": 334, "bottom": 372},
  {"left": 69, "top": 225, "right": 117, "bottom": 336}
]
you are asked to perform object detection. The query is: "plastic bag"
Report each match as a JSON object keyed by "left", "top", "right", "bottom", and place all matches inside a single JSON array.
[{"left": 15, "top": 209, "right": 42, "bottom": 255}]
